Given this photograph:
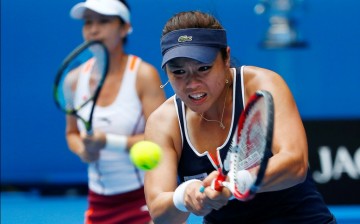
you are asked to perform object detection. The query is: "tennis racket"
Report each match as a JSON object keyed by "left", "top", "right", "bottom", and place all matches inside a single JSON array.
[
  {"left": 53, "top": 40, "right": 109, "bottom": 135},
  {"left": 212, "top": 90, "right": 274, "bottom": 201}
]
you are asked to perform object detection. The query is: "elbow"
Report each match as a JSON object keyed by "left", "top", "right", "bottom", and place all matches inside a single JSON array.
[
  {"left": 148, "top": 207, "right": 161, "bottom": 224},
  {"left": 145, "top": 199, "right": 168, "bottom": 224},
  {"left": 294, "top": 155, "right": 308, "bottom": 184},
  {"left": 148, "top": 207, "right": 174, "bottom": 224},
  {"left": 151, "top": 216, "right": 161, "bottom": 224},
  {"left": 283, "top": 149, "right": 308, "bottom": 186},
  {"left": 151, "top": 215, "right": 174, "bottom": 224},
  {"left": 296, "top": 163, "right": 308, "bottom": 184},
  {"left": 147, "top": 202, "right": 187, "bottom": 224}
]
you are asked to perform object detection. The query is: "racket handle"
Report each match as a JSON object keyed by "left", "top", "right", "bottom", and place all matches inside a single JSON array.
[
  {"left": 87, "top": 129, "right": 93, "bottom": 136},
  {"left": 212, "top": 172, "right": 226, "bottom": 191}
]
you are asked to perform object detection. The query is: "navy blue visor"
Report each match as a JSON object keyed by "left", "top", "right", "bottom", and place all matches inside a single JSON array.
[{"left": 160, "top": 28, "right": 227, "bottom": 68}]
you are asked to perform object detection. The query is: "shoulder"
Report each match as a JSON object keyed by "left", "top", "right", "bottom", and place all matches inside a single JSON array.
[
  {"left": 148, "top": 96, "right": 177, "bottom": 124},
  {"left": 243, "top": 65, "right": 282, "bottom": 83},
  {"left": 133, "top": 58, "right": 163, "bottom": 93},
  {"left": 242, "top": 65, "right": 289, "bottom": 100},
  {"left": 147, "top": 97, "right": 179, "bottom": 136},
  {"left": 137, "top": 59, "right": 160, "bottom": 79},
  {"left": 146, "top": 96, "right": 182, "bottom": 150},
  {"left": 136, "top": 59, "right": 161, "bottom": 85}
]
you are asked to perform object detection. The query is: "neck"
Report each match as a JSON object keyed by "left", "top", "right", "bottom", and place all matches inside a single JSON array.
[
  {"left": 108, "top": 51, "right": 127, "bottom": 75},
  {"left": 200, "top": 84, "right": 230, "bottom": 130}
]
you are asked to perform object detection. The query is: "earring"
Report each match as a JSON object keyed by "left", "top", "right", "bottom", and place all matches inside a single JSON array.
[{"left": 225, "top": 79, "right": 229, "bottom": 84}]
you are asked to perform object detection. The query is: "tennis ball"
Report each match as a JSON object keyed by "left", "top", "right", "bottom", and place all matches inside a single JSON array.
[{"left": 130, "top": 141, "right": 162, "bottom": 171}]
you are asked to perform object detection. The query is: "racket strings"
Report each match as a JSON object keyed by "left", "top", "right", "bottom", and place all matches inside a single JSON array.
[
  {"left": 231, "top": 97, "right": 269, "bottom": 187},
  {"left": 88, "top": 44, "right": 107, "bottom": 93},
  {"left": 89, "top": 59, "right": 104, "bottom": 95},
  {"left": 57, "top": 43, "right": 107, "bottom": 113},
  {"left": 215, "top": 91, "right": 274, "bottom": 199}
]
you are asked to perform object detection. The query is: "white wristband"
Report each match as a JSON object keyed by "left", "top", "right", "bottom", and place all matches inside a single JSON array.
[
  {"left": 173, "top": 179, "right": 201, "bottom": 212},
  {"left": 105, "top": 134, "right": 127, "bottom": 152}
]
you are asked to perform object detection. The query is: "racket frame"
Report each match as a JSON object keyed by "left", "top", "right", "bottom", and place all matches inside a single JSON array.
[
  {"left": 214, "top": 90, "right": 274, "bottom": 201},
  {"left": 53, "top": 40, "right": 109, "bottom": 134}
]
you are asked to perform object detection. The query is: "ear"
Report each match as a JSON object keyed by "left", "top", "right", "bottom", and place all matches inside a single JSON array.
[{"left": 121, "top": 23, "right": 132, "bottom": 37}]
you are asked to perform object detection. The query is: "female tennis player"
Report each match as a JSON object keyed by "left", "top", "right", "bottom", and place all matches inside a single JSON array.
[
  {"left": 65, "top": 0, "right": 165, "bottom": 223},
  {"left": 144, "top": 11, "right": 336, "bottom": 223}
]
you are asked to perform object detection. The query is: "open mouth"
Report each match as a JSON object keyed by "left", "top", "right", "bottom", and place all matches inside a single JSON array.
[{"left": 189, "top": 92, "right": 207, "bottom": 100}]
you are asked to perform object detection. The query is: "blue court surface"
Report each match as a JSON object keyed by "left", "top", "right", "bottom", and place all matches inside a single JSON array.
[{"left": 2, "top": 191, "right": 360, "bottom": 224}]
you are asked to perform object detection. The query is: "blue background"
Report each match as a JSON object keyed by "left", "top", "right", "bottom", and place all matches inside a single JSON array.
[{"left": 1, "top": 0, "right": 360, "bottom": 186}]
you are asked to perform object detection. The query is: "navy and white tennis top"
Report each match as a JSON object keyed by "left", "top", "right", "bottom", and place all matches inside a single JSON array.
[{"left": 175, "top": 66, "right": 335, "bottom": 223}]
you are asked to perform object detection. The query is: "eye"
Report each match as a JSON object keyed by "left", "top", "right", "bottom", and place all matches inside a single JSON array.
[
  {"left": 84, "top": 19, "right": 92, "bottom": 26},
  {"left": 99, "top": 18, "right": 111, "bottom": 24},
  {"left": 198, "top": 65, "right": 212, "bottom": 72},
  {"left": 171, "top": 69, "right": 186, "bottom": 75}
]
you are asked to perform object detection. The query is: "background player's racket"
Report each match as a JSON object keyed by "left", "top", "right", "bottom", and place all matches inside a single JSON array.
[
  {"left": 212, "top": 90, "right": 274, "bottom": 201},
  {"left": 53, "top": 40, "right": 109, "bottom": 135}
]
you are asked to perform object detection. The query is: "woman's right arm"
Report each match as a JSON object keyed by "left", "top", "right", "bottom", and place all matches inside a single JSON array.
[
  {"left": 65, "top": 115, "right": 101, "bottom": 162},
  {"left": 144, "top": 99, "right": 192, "bottom": 224},
  {"left": 144, "top": 98, "right": 233, "bottom": 223}
]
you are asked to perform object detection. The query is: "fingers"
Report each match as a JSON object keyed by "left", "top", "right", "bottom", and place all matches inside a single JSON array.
[
  {"left": 180, "top": 181, "right": 212, "bottom": 216},
  {"left": 79, "top": 149, "right": 100, "bottom": 162},
  {"left": 187, "top": 191, "right": 212, "bottom": 216},
  {"left": 86, "top": 151, "right": 100, "bottom": 162},
  {"left": 180, "top": 172, "right": 232, "bottom": 215},
  {"left": 202, "top": 171, "right": 220, "bottom": 188},
  {"left": 81, "top": 131, "right": 106, "bottom": 154},
  {"left": 197, "top": 171, "right": 233, "bottom": 211},
  {"left": 199, "top": 186, "right": 229, "bottom": 210},
  {"left": 191, "top": 186, "right": 228, "bottom": 213}
]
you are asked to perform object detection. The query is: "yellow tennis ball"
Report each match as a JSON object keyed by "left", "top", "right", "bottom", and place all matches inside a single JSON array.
[{"left": 130, "top": 141, "right": 162, "bottom": 171}]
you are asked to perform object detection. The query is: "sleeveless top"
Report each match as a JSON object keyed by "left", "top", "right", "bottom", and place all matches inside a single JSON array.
[
  {"left": 175, "top": 68, "right": 244, "bottom": 181},
  {"left": 75, "top": 55, "right": 145, "bottom": 195},
  {"left": 175, "top": 66, "right": 335, "bottom": 223}
]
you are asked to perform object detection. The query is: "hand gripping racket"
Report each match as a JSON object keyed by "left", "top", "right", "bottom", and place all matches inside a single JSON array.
[
  {"left": 212, "top": 90, "right": 274, "bottom": 201},
  {"left": 53, "top": 40, "right": 109, "bottom": 135}
]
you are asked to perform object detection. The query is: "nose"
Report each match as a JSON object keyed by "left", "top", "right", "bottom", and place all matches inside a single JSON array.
[
  {"left": 86, "top": 22, "right": 101, "bottom": 37},
  {"left": 185, "top": 72, "right": 201, "bottom": 89},
  {"left": 90, "top": 23, "right": 99, "bottom": 34}
]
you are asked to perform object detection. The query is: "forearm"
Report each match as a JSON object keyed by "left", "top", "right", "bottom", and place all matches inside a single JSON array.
[
  {"left": 66, "top": 131, "right": 104, "bottom": 162},
  {"left": 66, "top": 132, "right": 83, "bottom": 156},
  {"left": 125, "top": 133, "right": 145, "bottom": 150},
  {"left": 149, "top": 192, "right": 189, "bottom": 224},
  {"left": 260, "top": 152, "right": 308, "bottom": 192}
]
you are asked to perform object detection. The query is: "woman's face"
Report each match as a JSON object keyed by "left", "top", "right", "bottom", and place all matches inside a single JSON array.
[
  {"left": 166, "top": 52, "right": 229, "bottom": 113},
  {"left": 81, "top": 9, "right": 129, "bottom": 53}
]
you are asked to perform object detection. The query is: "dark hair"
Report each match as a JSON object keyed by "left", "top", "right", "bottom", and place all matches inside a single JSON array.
[
  {"left": 162, "top": 11, "right": 223, "bottom": 36},
  {"left": 121, "top": 0, "right": 130, "bottom": 9},
  {"left": 162, "top": 11, "right": 228, "bottom": 62}
]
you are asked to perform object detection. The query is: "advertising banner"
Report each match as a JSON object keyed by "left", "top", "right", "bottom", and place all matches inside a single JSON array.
[{"left": 305, "top": 120, "right": 360, "bottom": 204}]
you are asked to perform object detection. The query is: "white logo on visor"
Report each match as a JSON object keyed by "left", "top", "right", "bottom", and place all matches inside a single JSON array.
[{"left": 178, "top": 35, "right": 192, "bottom": 43}]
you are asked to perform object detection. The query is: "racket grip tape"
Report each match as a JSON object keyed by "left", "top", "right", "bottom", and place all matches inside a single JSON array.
[{"left": 212, "top": 173, "right": 226, "bottom": 191}]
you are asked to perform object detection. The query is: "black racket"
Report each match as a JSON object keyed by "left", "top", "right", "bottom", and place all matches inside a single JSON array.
[
  {"left": 53, "top": 40, "right": 109, "bottom": 135},
  {"left": 212, "top": 90, "right": 274, "bottom": 201}
]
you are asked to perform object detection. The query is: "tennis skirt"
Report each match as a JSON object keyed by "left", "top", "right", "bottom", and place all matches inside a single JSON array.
[{"left": 85, "top": 187, "right": 152, "bottom": 224}]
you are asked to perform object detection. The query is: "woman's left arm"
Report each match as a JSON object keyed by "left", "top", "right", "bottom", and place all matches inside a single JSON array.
[{"left": 243, "top": 66, "right": 308, "bottom": 192}]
